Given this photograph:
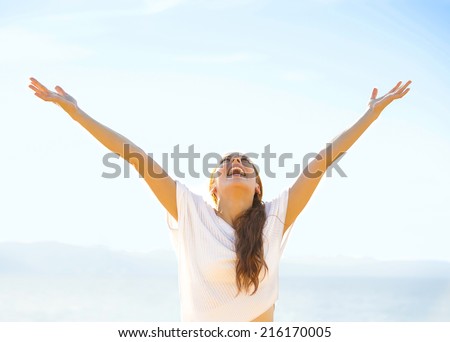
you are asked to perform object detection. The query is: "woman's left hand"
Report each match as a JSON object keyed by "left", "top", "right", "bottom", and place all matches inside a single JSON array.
[{"left": 368, "top": 80, "right": 412, "bottom": 117}]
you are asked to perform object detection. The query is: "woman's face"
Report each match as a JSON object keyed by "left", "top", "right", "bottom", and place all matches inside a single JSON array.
[{"left": 211, "top": 153, "right": 260, "bottom": 201}]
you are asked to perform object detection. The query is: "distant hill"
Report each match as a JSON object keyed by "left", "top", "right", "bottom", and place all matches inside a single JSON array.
[
  {"left": 0, "top": 241, "right": 177, "bottom": 276},
  {"left": 281, "top": 255, "right": 450, "bottom": 278},
  {"left": 0, "top": 241, "right": 449, "bottom": 278}
]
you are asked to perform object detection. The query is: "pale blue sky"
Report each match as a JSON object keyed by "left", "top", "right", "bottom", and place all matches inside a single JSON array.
[{"left": 1, "top": 0, "right": 449, "bottom": 261}]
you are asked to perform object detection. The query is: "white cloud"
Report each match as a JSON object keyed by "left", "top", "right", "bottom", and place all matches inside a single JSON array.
[
  {"left": 192, "top": 0, "right": 261, "bottom": 10},
  {"left": 0, "top": 27, "right": 91, "bottom": 63},
  {"left": 20, "top": 0, "right": 185, "bottom": 23},
  {"left": 280, "top": 70, "right": 320, "bottom": 82},
  {"left": 174, "top": 52, "right": 262, "bottom": 64},
  {"left": 308, "top": 0, "right": 349, "bottom": 4},
  {"left": 14, "top": 0, "right": 256, "bottom": 23},
  {"left": 144, "top": 0, "right": 186, "bottom": 14}
]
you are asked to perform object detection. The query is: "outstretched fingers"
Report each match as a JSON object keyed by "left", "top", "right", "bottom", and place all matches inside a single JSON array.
[
  {"left": 30, "top": 89, "right": 52, "bottom": 101},
  {"left": 389, "top": 81, "right": 402, "bottom": 93},
  {"left": 398, "top": 80, "right": 412, "bottom": 93},
  {"left": 370, "top": 87, "right": 378, "bottom": 100},
  {"left": 29, "top": 77, "right": 50, "bottom": 93},
  {"left": 28, "top": 84, "right": 41, "bottom": 93},
  {"left": 29, "top": 78, "right": 57, "bottom": 102},
  {"left": 394, "top": 80, "right": 412, "bottom": 98},
  {"left": 32, "top": 90, "right": 55, "bottom": 102},
  {"left": 55, "top": 85, "right": 66, "bottom": 96},
  {"left": 368, "top": 80, "right": 412, "bottom": 113},
  {"left": 397, "top": 87, "right": 411, "bottom": 98}
]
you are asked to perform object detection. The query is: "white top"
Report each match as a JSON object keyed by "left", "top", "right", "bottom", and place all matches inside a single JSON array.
[{"left": 166, "top": 181, "right": 295, "bottom": 322}]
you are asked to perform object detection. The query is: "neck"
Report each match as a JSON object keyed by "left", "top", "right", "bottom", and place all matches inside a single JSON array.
[{"left": 216, "top": 194, "right": 254, "bottom": 228}]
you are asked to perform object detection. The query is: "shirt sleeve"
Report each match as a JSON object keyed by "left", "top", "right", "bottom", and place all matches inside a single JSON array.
[
  {"left": 166, "top": 181, "right": 204, "bottom": 232},
  {"left": 167, "top": 181, "right": 186, "bottom": 231},
  {"left": 264, "top": 188, "right": 296, "bottom": 255}
]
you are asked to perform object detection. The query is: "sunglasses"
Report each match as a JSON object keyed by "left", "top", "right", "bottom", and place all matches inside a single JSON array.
[{"left": 219, "top": 155, "right": 254, "bottom": 168}]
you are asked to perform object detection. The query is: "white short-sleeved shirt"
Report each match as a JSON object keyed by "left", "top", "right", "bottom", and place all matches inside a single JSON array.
[{"left": 167, "top": 181, "right": 294, "bottom": 321}]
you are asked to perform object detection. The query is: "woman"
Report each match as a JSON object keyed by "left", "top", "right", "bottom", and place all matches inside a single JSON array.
[{"left": 28, "top": 77, "right": 411, "bottom": 321}]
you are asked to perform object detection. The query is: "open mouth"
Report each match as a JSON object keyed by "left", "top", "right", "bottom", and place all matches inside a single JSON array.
[{"left": 227, "top": 166, "right": 246, "bottom": 177}]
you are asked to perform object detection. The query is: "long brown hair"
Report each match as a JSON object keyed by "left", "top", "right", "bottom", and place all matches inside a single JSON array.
[{"left": 209, "top": 154, "right": 268, "bottom": 295}]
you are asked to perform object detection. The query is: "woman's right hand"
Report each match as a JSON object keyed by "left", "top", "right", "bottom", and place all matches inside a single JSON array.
[
  {"left": 28, "top": 77, "right": 178, "bottom": 220},
  {"left": 29, "top": 77, "right": 79, "bottom": 116}
]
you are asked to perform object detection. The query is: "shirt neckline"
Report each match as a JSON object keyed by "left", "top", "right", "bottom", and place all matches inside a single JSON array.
[{"left": 208, "top": 206, "right": 236, "bottom": 235}]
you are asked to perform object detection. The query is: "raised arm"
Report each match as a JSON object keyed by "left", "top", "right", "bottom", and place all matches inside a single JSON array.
[
  {"left": 29, "top": 77, "right": 177, "bottom": 220},
  {"left": 283, "top": 80, "right": 412, "bottom": 233}
]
